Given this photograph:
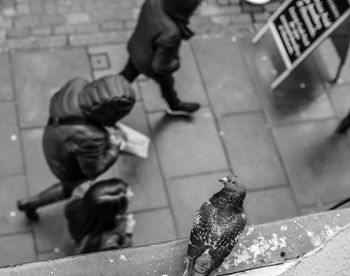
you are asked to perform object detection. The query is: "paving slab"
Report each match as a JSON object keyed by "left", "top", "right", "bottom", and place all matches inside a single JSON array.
[
  {"left": 112, "top": 102, "right": 168, "bottom": 212},
  {"left": 0, "top": 175, "right": 31, "bottom": 235},
  {"left": 166, "top": 171, "right": 230, "bottom": 238},
  {"left": 13, "top": 48, "right": 91, "bottom": 128},
  {"left": 32, "top": 204, "right": 69, "bottom": 253},
  {"left": 88, "top": 43, "right": 141, "bottom": 100},
  {"left": 0, "top": 233, "right": 36, "bottom": 267},
  {"left": 133, "top": 208, "right": 177, "bottom": 247},
  {"left": 192, "top": 37, "right": 261, "bottom": 116},
  {"left": 315, "top": 38, "right": 350, "bottom": 84},
  {"left": 148, "top": 107, "right": 228, "bottom": 178},
  {"left": 88, "top": 43, "right": 128, "bottom": 79},
  {"left": 37, "top": 249, "right": 73, "bottom": 262},
  {"left": 141, "top": 42, "right": 208, "bottom": 112},
  {"left": 273, "top": 120, "right": 350, "bottom": 206},
  {"left": 241, "top": 34, "right": 335, "bottom": 125},
  {"left": 0, "top": 102, "right": 24, "bottom": 176},
  {"left": 0, "top": 53, "right": 13, "bottom": 101},
  {"left": 244, "top": 186, "right": 300, "bottom": 225},
  {"left": 327, "top": 83, "right": 350, "bottom": 118},
  {"left": 21, "top": 128, "right": 57, "bottom": 196},
  {"left": 219, "top": 112, "right": 287, "bottom": 190}
]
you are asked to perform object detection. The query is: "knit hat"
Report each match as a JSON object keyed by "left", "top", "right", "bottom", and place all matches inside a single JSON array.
[
  {"left": 162, "top": 0, "right": 202, "bottom": 21},
  {"left": 78, "top": 75, "right": 135, "bottom": 126}
]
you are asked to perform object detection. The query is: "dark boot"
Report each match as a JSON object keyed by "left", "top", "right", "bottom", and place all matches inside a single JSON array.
[
  {"left": 17, "top": 183, "right": 71, "bottom": 222},
  {"left": 158, "top": 75, "right": 200, "bottom": 116},
  {"left": 336, "top": 113, "right": 350, "bottom": 134},
  {"left": 163, "top": 89, "right": 200, "bottom": 115}
]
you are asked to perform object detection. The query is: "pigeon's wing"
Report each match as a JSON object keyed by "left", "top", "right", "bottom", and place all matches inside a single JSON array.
[
  {"left": 187, "top": 201, "right": 215, "bottom": 259},
  {"left": 210, "top": 213, "right": 247, "bottom": 270}
]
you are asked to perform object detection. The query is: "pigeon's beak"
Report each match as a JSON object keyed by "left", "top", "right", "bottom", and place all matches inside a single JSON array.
[{"left": 219, "top": 177, "right": 227, "bottom": 184}]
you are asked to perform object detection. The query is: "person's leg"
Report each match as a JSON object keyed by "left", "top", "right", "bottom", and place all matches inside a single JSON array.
[
  {"left": 336, "top": 110, "right": 350, "bottom": 134},
  {"left": 119, "top": 58, "right": 140, "bottom": 83},
  {"left": 17, "top": 182, "right": 74, "bottom": 222},
  {"left": 155, "top": 75, "right": 200, "bottom": 115}
]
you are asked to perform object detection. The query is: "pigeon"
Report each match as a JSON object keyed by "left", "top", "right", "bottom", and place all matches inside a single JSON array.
[{"left": 183, "top": 175, "right": 247, "bottom": 276}]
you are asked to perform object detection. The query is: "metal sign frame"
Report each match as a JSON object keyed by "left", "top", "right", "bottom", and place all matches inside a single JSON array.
[{"left": 253, "top": 0, "right": 350, "bottom": 90}]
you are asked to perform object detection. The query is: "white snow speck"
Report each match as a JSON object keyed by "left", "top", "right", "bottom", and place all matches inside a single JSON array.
[
  {"left": 280, "top": 225, "right": 288, "bottom": 231},
  {"left": 120, "top": 255, "right": 128, "bottom": 262},
  {"left": 9, "top": 211, "right": 16, "bottom": 217}
]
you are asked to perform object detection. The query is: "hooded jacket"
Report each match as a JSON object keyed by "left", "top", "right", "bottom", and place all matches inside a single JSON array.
[
  {"left": 127, "top": 0, "right": 200, "bottom": 79},
  {"left": 42, "top": 76, "right": 135, "bottom": 183}
]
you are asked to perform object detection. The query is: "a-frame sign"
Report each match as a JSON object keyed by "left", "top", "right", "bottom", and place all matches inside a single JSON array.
[{"left": 253, "top": 0, "right": 350, "bottom": 89}]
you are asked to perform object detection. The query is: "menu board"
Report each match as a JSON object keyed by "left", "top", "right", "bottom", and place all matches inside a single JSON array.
[{"left": 273, "top": 0, "right": 350, "bottom": 64}]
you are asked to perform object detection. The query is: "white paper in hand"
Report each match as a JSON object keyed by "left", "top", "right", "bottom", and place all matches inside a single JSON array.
[{"left": 116, "top": 123, "right": 150, "bottom": 158}]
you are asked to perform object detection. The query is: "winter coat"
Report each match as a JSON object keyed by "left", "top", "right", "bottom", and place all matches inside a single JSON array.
[
  {"left": 127, "top": 0, "right": 197, "bottom": 79},
  {"left": 42, "top": 76, "right": 134, "bottom": 183}
]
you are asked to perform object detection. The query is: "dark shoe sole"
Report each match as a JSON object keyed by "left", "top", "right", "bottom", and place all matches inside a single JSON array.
[
  {"left": 166, "top": 109, "right": 194, "bottom": 116},
  {"left": 165, "top": 105, "right": 200, "bottom": 116}
]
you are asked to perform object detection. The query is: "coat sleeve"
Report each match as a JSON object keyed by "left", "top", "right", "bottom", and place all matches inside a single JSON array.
[
  {"left": 69, "top": 130, "right": 120, "bottom": 179},
  {"left": 152, "top": 32, "right": 181, "bottom": 75}
]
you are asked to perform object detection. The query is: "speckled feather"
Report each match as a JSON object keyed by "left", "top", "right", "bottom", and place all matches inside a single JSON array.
[{"left": 184, "top": 186, "right": 246, "bottom": 276}]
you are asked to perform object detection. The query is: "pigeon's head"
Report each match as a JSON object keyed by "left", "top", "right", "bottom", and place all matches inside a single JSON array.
[{"left": 213, "top": 174, "right": 246, "bottom": 209}]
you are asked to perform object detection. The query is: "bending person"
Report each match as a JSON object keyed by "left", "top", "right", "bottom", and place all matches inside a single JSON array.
[{"left": 17, "top": 75, "right": 135, "bottom": 221}]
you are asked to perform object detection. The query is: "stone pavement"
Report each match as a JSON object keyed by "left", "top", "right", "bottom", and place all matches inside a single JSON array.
[{"left": 1, "top": 0, "right": 350, "bottom": 268}]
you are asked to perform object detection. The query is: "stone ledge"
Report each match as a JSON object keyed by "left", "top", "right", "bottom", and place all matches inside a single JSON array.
[{"left": 0, "top": 209, "right": 349, "bottom": 276}]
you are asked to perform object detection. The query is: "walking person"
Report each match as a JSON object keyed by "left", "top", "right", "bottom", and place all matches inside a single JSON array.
[
  {"left": 17, "top": 75, "right": 136, "bottom": 222},
  {"left": 65, "top": 178, "right": 135, "bottom": 254},
  {"left": 120, "top": 0, "right": 202, "bottom": 115}
]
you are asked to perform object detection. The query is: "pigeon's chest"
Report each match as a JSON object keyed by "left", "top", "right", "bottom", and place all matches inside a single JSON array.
[{"left": 205, "top": 214, "right": 234, "bottom": 240}]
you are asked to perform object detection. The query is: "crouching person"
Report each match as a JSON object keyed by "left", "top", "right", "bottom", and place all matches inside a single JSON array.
[
  {"left": 17, "top": 75, "right": 135, "bottom": 221},
  {"left": 65, "top": 178, "right": 135, "bottom": 254}
]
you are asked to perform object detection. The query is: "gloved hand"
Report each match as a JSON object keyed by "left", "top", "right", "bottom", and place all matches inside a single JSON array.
[
  {"left": 109, "top": 133, "right": 127, "bottom": 150},
  {"left": 125, "top": 214, "right": 136, "bottom": 235}
]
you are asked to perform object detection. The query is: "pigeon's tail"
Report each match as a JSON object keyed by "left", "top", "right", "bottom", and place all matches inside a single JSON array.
[
  {"left": 183, "top": 258, "right": 201, "bottom": 276},
  {"left": 183, "top": 257, "right": 192, "bottom": 276},
  {"left": 183, "top": 257, "right": 208, "bottom": 276}
]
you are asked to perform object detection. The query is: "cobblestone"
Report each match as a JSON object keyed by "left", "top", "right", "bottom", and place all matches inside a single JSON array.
[
  {"left": 66, "top": 13, "right": 91, "bottom": 24},
  {"left": 40, "top": 14, "right": 65, "bottom": 25},
  {"left": 16, "top": 3, "right": 30, "bottom": 15},
  {"left": 54, "top": 24, "right": 75, "bottom": 35},
  {"left": 232, "top": 13, "right": 252, "bottom": 24},
  {"left": 14, "top": 15, "right": 40, "bottom": 28},
  {"left": 29, "top": 0, "right": 44, "bottom": 14},
  {"left": 253, "top": 12, "right": 272, "bottom": 23},
  {"left": 31, "top": 26, "right": 52, "bottom": 36},
  {"left": 76, "top": 23, "right": 99, "bottom": 34},
  {"left": 100, "top": 20, "right": 124, "bottom": 31},
  {"left": 7, "top": 27, "right": 30, "bottom": 38},
  {"left": 69, "top": 31, "right": 127, "bottom": 46},
  {"left": 0, "top": 17, "right": 12, "bottom": 29}
]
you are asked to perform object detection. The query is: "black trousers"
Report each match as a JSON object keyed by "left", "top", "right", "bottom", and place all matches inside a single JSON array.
[{"left": 120, "top": 58, "right": 177, "bottom": 102}]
